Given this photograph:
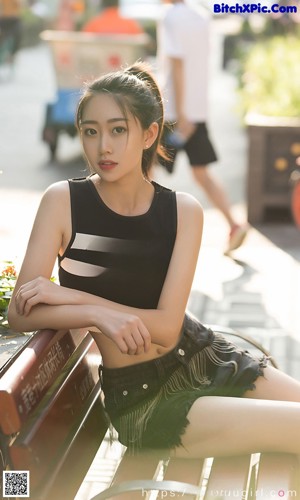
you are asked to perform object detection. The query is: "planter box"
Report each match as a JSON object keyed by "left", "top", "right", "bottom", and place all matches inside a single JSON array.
[{"left": 246, "top": 114, "right": 300, "bottom": 224}]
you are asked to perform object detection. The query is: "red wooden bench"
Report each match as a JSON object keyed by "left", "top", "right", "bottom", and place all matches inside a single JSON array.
[
  {"left": 91, "top": 449, "right": 300, "bottom": 499},
  {"left": 1, "top": 326, "right": 299, "bottom": 500},
  {"left": 0, "top": 328, "right": 108, "bottom": 499}
]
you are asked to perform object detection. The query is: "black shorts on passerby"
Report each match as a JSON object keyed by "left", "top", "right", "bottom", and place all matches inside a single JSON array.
[{"left": 159, "top": 122, "right": 218, "bottom": 174}]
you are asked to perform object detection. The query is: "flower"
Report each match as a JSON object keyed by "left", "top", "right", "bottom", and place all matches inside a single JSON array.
[
  {"left": 1, "top": 264, "right": 17, "bottom": 278},
  {"left": 0, "top": 262, "right": 17, "bottom": 328}
]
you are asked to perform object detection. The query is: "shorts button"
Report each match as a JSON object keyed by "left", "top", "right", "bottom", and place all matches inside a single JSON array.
[
  {"left": 178, "top": 348, "right": 185, "bottom": 356},
  {"left": 122, "top": 390, "right": 128, "bottom": 396},
  {"left": 142, "top": 384, "right": 148, "bottom": 389}
]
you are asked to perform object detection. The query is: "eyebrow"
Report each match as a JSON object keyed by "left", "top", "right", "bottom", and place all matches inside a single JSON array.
[{"left": 80, "top": 118, "right": 129, "bottom": 125}]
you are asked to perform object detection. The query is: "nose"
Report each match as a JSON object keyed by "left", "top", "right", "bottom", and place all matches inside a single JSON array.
[{"left": 98, "top": 133, "right": 112, "bottom": 155}]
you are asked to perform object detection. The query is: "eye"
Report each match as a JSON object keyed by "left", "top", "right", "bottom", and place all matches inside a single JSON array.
[
  {"left": 83, "top": 128, "right": 97, "bottom": 136},
  {"left": 112, "top": 126, "right": 127, "bottom": 135}
]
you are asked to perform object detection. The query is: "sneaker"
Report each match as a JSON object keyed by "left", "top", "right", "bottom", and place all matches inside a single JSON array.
[{"left": 225, "top": 224, "right": 249, "bottom": 254}]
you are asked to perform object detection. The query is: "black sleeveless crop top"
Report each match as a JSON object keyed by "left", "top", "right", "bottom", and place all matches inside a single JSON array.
[{"left": 58, "top": 177, "right": 177, "bottom": 309}]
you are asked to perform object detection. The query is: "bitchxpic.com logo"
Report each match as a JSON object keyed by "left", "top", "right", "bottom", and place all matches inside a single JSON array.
[{"left": 213, "top": 1, "right": 298, "bottom": 14}]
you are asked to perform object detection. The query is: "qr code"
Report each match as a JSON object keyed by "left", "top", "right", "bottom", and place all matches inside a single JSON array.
[{"left": 3, "top": 471, "right": 30, "bottom": 498}]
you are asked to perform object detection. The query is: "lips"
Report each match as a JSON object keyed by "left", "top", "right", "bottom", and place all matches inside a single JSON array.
[{"left": 98, "top": 161, "right": 118, "bottom": 171}]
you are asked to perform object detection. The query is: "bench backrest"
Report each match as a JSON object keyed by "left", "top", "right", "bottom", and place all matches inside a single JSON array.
[{"left": 0, "top": 329, "right": 108, "bottom": 500}]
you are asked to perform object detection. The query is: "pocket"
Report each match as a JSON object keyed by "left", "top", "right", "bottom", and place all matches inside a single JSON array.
[{"left": 104, "top": 376, "right": 161, "bottom": 417}]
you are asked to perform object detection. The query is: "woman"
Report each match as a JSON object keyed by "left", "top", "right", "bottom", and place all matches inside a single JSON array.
[{"left": 8, "top": 62, "right": 300, "bottom": 458}]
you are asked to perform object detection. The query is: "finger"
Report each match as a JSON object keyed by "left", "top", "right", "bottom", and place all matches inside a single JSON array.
[
  {"left": 125, "top": 334, "right": 138, "bottom": 356},
  {"left": 116, "top": 337, "right": 129, "bottom": 355},
  {"left": 138, "top": 323, "right": 151, "bottom": 352},
  {"left": 16, "top": 279, "right": 37, "bottom": 298},
  {"left": 130, "top": 330, "right": 145, "bottom": 355},
  {"left": 15, "top": 282, "right": 34, "bottom": 311},
  {"left": 132, "top": 330, "right": 145, "bottom": 354},
  {"left": 23, "top": 294, "right": 39, "bottom": 316},
  {"left": 16, "top": 288, "right": 38, "bottom": 316},
  {"left": 15, "top": 288, "right": 29, "bottom": 315}
]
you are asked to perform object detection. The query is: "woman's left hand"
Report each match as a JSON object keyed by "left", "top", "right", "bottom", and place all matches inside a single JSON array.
[{"left": 14, "top": 277, "right": 76, "bottom": 316}]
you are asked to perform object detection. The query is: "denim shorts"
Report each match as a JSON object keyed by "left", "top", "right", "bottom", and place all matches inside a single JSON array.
[{"left": 100, "top": 314, "right": 267, "bottom": 452}]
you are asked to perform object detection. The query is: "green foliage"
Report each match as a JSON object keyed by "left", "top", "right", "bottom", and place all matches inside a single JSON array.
[
  {"left": 238, "top": 35, "right": 300, "bottom": 118},
  {"left": 0, "top": 262, "right": 17, "bottom": 329}
]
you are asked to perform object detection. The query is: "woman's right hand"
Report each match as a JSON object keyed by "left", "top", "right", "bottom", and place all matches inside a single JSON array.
[
  {"left": 93, "top": 308, "right": 151, "bottom": 356},
  {"left": 14, "top": 276, "right": 78, "bottom": 316}
]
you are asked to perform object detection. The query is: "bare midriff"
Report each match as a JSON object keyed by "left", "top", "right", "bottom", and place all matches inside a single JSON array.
[{"left": 88, "top": 329, "right": 181, "bottom": 368}]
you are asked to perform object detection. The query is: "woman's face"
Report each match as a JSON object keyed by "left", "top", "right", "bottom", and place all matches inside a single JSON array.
[{"left": 80, "top": 93, "right": 148, "bottom": 182}]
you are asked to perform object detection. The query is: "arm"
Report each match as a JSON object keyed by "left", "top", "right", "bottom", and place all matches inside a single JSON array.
[
  {"left": 8, "top": 180, "right": 75, "bottom": 329},
  {"left": 162, "top": 11, "right": 195, "bottom": 140},
  {"left": 9, "top": 189, "right": 203, "bottom": 347},
  {"left": 171, "top": 56, "right": 185, "bottom": 123},
  {"left": 9, "top": 189, "right": 203, "bottom": 349},
  {"left": 8, "top": 182, "right": 151, "bottom": 354},
  {"left": 169, "top": 56, "right": 196, "bottom": 141}
]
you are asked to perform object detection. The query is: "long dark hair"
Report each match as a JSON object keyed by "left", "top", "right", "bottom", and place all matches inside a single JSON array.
[{"left": 76, "top": 61, "right": 168, "bottom": 178}]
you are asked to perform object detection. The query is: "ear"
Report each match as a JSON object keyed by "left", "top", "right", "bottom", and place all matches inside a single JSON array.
[{"left": 143, "top": 122, "right": 159, "bottom": 150}]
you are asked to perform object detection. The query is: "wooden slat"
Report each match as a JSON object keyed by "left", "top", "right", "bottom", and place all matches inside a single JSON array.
[
  {"left": 204, "top": 455, "right": 253, "bottom": 500},
  {"left": 88, "top": 450, "right": 300, "bottom": 500},
  {"left": 256, "top": 453, "right": 300, "bottom": 499},
  {"left": 112, "top": 449, "right": 164, "bottom": 484},
  {"left": 163, "top": 457, "right": 205, "bottom": 499}
]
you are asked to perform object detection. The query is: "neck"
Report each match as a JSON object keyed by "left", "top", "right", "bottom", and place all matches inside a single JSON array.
[{"left": 93, "top": 174, "right": 154, "bottom": 217}]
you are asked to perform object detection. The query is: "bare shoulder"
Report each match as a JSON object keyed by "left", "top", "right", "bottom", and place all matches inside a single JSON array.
[
  {"left": 39, "top": 180, "right": 70, "bottom": 209},
  {"left": 175, "top": 191, "right": 203, "bottom": 223},
  {"left": 30, "top": 181, "right": 71, "bottom": 232},
  {"left": 43, "top": 180, "right": 70, "bottom": 199}
]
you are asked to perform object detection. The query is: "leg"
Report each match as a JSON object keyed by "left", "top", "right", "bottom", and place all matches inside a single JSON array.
[
  {"left": 184, "top": 123, "right": 237, "bottom": 229},
  {"left": 173, "top": 367, "right": 300, "bottom": 459},
  {"left": 192, "top": 165, "right": 249, "bottom": 252},
  {"left": 192, "top": 165, "right": 237, "bottom": 229}
]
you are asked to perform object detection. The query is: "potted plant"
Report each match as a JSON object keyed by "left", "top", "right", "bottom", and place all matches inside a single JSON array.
[{"left": 238, "top": 34, "right": 300, "bottom": 224}]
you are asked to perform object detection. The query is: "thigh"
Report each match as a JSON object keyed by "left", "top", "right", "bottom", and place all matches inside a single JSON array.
[
  {"left": 244, "top": 365, "right": 300, "bottom": 402},
  {"left": 173, "top": 366, "right": 300, "bottom": 458},
  {"left": 174, "top": 393, "right": 300, "bottom": 458}
]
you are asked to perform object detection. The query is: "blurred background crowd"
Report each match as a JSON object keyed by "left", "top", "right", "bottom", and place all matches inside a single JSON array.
[
  {"left": 1, "top": 0, "right": 300, "bottom": 373},
  {"left": 2, "top": 0, "right": 300, "bottom": 120}
]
